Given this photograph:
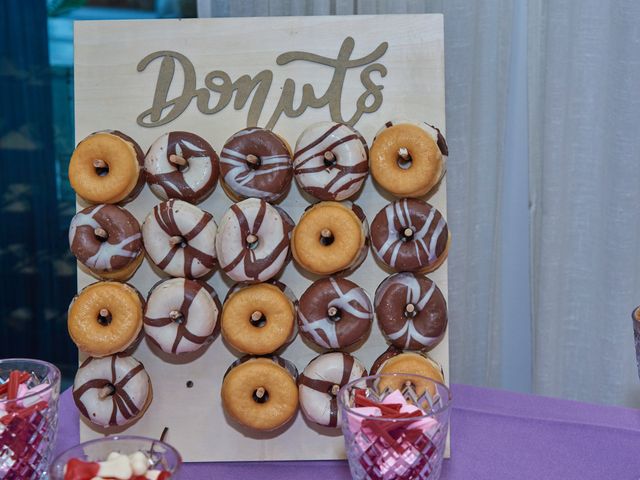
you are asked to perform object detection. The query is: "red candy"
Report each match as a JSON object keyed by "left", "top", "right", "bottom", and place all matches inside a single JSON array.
[{"left": 64, "top": 459, "right": 100, "bottom": 480}]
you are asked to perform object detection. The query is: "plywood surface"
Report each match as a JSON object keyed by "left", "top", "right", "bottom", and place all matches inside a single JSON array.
[{"left": 74, "top": 14, "right": 448, "bottom": 461}]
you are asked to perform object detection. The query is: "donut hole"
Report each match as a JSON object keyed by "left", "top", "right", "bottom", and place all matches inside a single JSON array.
[
  {"left": 98, "top": 383, "right": 116, "bottom": 399},
  {"left": 327, "top": 306, "right": 341, "bottom": 322},
  {"left": 328, "top": 384, "right": 341, "bottom": 397},
  {"left": 399, "top": 227, "right": 415, "bottom": 242},
  {"left": 169, "top": 154, "right": 190, "bottom": 173},
  {"left": 93, "top": 159, "right": 110, "bottom": 177},
  {"left": 252, "top": 387, "right": 269, "bottom": 404},
  {"left": 397, "top": 147, "right": 413, "bottom": 170},
  {"left": 323, "top": 150, "right": 337, "bottom": 168},
  {"left": 319, "top": 229, "right": 335, "bottom": 246},
  {"left": 169, "top": 310, "right": 185, "bottom": 325},
  {"left": 249, "top": 311, "right": 267, "bottom": 328},
  {"left": 97, "top": 308, "right": 112, "bottom": 326},
  {"left": 245, "top": 154, "right": 261, "bottom": 169},
  {"left": 404, "top": 303, "right": 418, "bottom": 319},
  {"left": 169, "top": 235, "right": 187, "bottom": 249},
  {"left": 245, "top": 233, "right": 259, "bottom": 250},
  {"left": 93, "top": 227, "right": 109, "bottom": 243}
]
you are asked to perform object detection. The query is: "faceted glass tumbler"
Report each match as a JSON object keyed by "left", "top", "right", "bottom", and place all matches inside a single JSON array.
[
  {"left": 338, "top": 373, "right": 451, "bottom": 480},
  {"left": 0, "top": 358, "right": 61, "bottom": 479},
  {"left": 49, "top": 435, "right": 182, "bottom": 479}
]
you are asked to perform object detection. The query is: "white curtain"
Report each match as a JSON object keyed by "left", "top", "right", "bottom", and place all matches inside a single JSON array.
[{"left": 197, "top": 0, "right": 640, "bottom": 407}]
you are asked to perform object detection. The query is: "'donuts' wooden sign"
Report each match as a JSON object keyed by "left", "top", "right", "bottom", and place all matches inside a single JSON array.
[{"left": 74, "top": 14, "right": 448, "bottom": 462}]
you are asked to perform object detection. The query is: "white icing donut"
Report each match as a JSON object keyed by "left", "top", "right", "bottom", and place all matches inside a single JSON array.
[
  {"left": 293, "top": 122, "right": 369, "bottom": 201},
  {"left": 144, "top": 278, "right": 221, "bottom": 354},
  {"left": 216, "top": 198, "right": 292, "bottom": 283},
  {"left": 299, "top": 352, "right": 367, "bottom": 428},
  {"left": 72, "top": 354, "right": 151, "bottom": 428},
  {"left": 145, "top": 132, "right": 219, "bottom": 204},
  {"left": 142, "top": 199, "right": 217, "bottom": 279}
]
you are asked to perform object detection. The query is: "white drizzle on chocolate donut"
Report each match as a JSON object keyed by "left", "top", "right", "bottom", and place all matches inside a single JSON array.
[
  {"left": 293, "top": 122, "right": 369, "bottom": 201},
  {"left": 72, "top": 354, "right": 150, "bottom": 428},
  {"left": 371, "top": 198, "right": 448, "bottom": 272},
  {"left": 374, "top": 272, "right": 447, "bottom": 351},
  {"left": 298, "top": 277, "right": 373, "bottom": 349},
  {"left": 69, "top": 204, "right": 141, "bottom": 273},
  {"left": 215, "top": 198, "right": 292, "bottom": 283},
  {"left": 220, "top": 127, "right": 293, "bottom": 202},
  {"left": 144, "top": 278, "right": 221, "bottom": 354},
  {"left": 142, "top": 199, "right": 217, "bottom": 279}
]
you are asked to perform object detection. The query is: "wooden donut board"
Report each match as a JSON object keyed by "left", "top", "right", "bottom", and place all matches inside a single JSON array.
[{"left": 74, "top": 14, "right": 450, "bottom": 461}]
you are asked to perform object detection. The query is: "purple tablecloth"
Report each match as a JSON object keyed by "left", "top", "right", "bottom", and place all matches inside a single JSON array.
[{"left": 53, "top": 384, "right": 640, "bottom": 479}]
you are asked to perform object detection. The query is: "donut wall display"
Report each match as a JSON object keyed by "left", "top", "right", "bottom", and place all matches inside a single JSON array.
[{"left": 71, "top": 15, "right": 448, "bottom": 461}]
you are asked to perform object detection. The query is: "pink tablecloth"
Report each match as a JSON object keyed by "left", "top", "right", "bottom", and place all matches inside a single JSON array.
[{"left": 54, "top": 384, "right": 640, "bottom": 479}]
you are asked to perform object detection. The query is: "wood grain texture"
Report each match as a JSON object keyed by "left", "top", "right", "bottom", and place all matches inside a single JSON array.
[{"left": 74, "top": 14, "right": 448, "bottom": 461}]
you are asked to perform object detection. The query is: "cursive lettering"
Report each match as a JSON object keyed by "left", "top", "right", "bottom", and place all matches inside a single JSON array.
[{"left": 136, "top": 37, "right": 387, "bottom": 129}]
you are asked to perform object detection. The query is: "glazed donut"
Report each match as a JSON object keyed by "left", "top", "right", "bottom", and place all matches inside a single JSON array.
[
  {"left": 69, "top": 131, "right": 145, "bottom": 204},
  {"left": 144, "top": 278, "right": 221, "bottom": 355},
  {"left": 222, "top": 282, "right": 296, "bottom": 355},
  {"left": 291, "top": 201, "right": 368, "bottom": 276},
  {"left": 298, "top": 277, "right": 373, "bottom": 350},
  {"left": 299, "top": 352, "right": 367, "bottom": 428},
  {"left": 69, "top": 204, "right": 143, "bottom": 281},
  {"left": 68, "top": 281, "right": 144, "bottom": 357},
  {"left": 145, "top": 131, "right": 219, "bottom": 204},
  {"left": 375, "top": 272, "right": 447, "bottom": 351},
  {"left": 216, "top": 198, "right": 292, "bottom": 283},
  {"left": 371, "top": 348, "right": 444, "bottom": 397},
  {"left": 293, "top": 122, "right": 369, "bottom": 201},
  {"left": 73, "top": 353, "right": 152, "bottom": 428},
  {"left": 221, "top": 356, "right": 298, "bottom": 431},
  {"left": 219, "top": 127, "right": 293, "bottom": 202},
  {"left": 370, "top": 198, "right": 449, "bottom": 273},
  {"left": 370, "top": 121, "right": 447, "bottom": 197},
  {"left": 142, "top": 199, "right": 217, "bottom": 279}
]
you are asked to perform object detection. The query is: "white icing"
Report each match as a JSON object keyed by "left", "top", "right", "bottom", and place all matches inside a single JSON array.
[
  {"left": 293, "top": 122, "right": 368, "bottom": 200},
  {"left": 145, "top": 133, "right": 215, "bottom": 201},
  {"left": 142, "top": 199, "right": 217, "bottom": 278},
  {"left": 144, "top": 278, "right": 219, "bottom": 354},
  {"left": 299, "top": 352, "right": 366, "bottom": 427},
  {"left": 73, "top": 355, "right": 149, "bottom": 428},
  {"left": 215, "top": 198, "right": 289, "bottom": 283}
]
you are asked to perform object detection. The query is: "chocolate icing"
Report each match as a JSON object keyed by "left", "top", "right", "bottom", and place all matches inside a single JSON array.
[
  {"left": 298, "top": 277, "right": 373, "bottom": 349},
  {"left": 69, "top": 204, "right": 142, "bottom": 273},
  {"left": 146, "top": 131, "right": 219, "bottom": 204},
  {"left": 374, "top": 272, "right": 447, "bottom": 351},
  {"left": 220, "top": 127, "right": 293, "bottom": 202},
  {"left": 370, "top": 199, "right": 448, "bottom": 272}
]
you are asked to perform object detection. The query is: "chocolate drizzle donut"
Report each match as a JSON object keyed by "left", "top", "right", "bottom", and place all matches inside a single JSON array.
[
  {"left": 293, "top": 122, "right": 369, "bottom": 201},
  {"left": 377, "top": 120, "right": 448, "bottom": 157},
  {"left": 216, "top": 198, "right": 292, "bottom": 283},
  {"left": 73, "top": 353, "right": 151, "bottom": 428},
  {"left": 219, "top": 127, "right": 293, "bottom": 202},
  {"left": 370, "top": 198, "right": 449, "bottom": 273},
  {"left": 298, "top": 352, "right": 367, "bottom": 428},
  {"left": 145, "top": 131, "right": 219, "bottom": 204},
  {"left": 144, "top": 278, "right": 221, "bottom": 355},
  {"left": 142, "top": 199, "right": 217, "bottom": 279},
  {"left": 375, "top": 272, "right": 447, "bottom": 351},
  {"left": 298, "top": 277, "right": 373, "bottom": 350},
  {"left": 69, "top": 204, "right": 142, "bottom": 280}
]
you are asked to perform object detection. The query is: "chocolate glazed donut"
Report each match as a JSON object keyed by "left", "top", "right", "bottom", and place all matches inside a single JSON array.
[
  {"left": 69, "top": 204, "right": 142, "bottom": 276},
  {"left": 374, "top": 272, "right": 447, "bottom": 351},
  {"left": 219, "top": 127, "right": 293, "bottom": 202},
  {"left": 370, "top": 198, "right": 449, "bottom": 273},
  {"left": 297, "top": 277, "right": 373, "bottom": 350}
]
